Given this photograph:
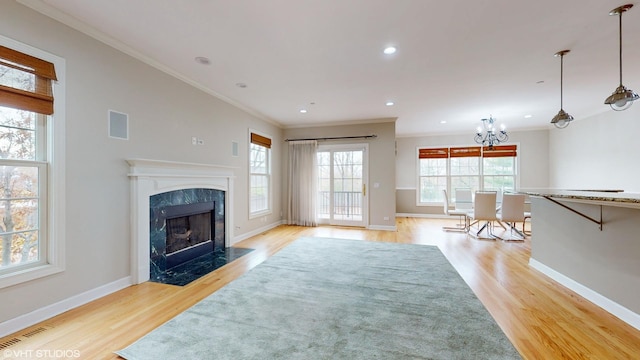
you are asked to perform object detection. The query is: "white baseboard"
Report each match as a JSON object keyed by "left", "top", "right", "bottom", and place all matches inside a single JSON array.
[
  {"left": 367, "top": 225, "right": 397, "bottom": 231},
  {"left": 231, "top": 220, "right": 284, "bottom": 245},
  {"left": 396, "top": 213, "right": 449, "bottom": 219},
  {"left": 529, "top": 258, "right": 640, "bottom": 331},
  {"left": 0, "top": 276, "right": 132, "bottom": 338}
]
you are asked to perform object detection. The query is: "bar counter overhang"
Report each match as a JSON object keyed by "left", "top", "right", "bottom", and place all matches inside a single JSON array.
[{"left": 521, "top": 189, "right": 640, "bottom": 331}]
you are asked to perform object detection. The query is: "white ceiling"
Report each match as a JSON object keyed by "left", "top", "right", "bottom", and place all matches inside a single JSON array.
[{"left": 20, "top": 0, "right": 640, "bottom": 136}]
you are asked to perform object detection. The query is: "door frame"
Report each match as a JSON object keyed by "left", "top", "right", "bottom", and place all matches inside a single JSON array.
[{"left": 317, "top": 143, "right": 369, "bottom": 227}]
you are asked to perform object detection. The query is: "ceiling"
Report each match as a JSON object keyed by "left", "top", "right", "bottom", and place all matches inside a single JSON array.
[{"left": 20, "top": 0, "right": 640, "bottom": 136}]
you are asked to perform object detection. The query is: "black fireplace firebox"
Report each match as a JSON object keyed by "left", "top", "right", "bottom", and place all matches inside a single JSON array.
[
  {"left": 164, "top": 201, "right": 215, "bottom": 269},
  {"left": 149, "top": 188, "right": 226, "bottom": 283}
]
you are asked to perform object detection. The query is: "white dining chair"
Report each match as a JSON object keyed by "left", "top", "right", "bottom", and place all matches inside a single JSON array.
[
  {"left": 442, "top": 189, "right": 468, "bottom": 232},
  {"left": 467, "top": 191, "right": 499, "bottom": 239},
  {"left": 498, "top": 193, "right": 526, "bottom": 241},
  {"left": 454, "top": 188, "right": 473, "bottom": 209}
]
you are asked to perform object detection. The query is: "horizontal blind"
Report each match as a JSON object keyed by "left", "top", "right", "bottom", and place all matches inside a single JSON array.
[
  {"left": 450, "top": 146, "right": 481, "bottom": 157},
  {"left": 251, "top": 133, "right": 272, "bottom": 149},
  {"left": 0, "top": 45, "right": 57, "bottom": 115},
  {"left": 482, "top": 145, "right": 517, "bottom": 157},
  {"left": 418, "top": 148, "right": 449, "bottom": 159}
]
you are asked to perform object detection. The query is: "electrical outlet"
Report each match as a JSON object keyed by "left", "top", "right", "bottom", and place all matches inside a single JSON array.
[
  {"left": 383, "top": 216, "right": 390, "bottom": 221},
  {"left": 191, "top": 136, "right": 197, "bottom": 145}
]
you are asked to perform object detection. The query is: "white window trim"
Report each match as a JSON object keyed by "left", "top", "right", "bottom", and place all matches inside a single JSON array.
[
  {"left": 415, "top": 144, "right": 519, "bottom": 206},
  {"left": 248, "top": 129, "right": 272, "bottom": 219},
  {"left": 0, "top": 35, "right": 66, "bottom": 289}
]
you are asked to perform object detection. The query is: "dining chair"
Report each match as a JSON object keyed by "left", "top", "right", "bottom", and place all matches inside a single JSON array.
[
  {"left": 467, "top": 191, "right": 499, "bottom": 239},
  {"left": 498, "top": 193, "right": 526, "bottom": 240},
  {"left": 523, "top": 212, "right": 531, "bottom": 235},
  {"left": 454, "top": 188, "right": 473, "bottom": 210},
  {"left": 442, "top": 189, "right": 468, "bottom": 232}
]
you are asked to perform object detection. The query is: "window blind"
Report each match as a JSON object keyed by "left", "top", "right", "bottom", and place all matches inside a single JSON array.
[
  {"left": 418, "top": 148, "right": 449, "bottom": 159},
  {"left": 482, "top": 145, "right": 517, "bottom": 157},
  {"left": 0, "top": 45, "right": 57, "bottom": 115},
  {"left": 450, "top": 146, "right": 481, "bottom": 157},
  {"left": 251, "top": 133, "right": 272, "bottom": 149}
]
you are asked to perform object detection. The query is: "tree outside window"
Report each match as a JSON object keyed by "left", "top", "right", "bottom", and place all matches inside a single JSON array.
[{"left": 0, "top": 91, "right": 42, "bottom": 270}]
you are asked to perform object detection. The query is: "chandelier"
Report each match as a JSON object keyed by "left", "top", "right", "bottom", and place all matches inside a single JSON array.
[{"left": 474, "top": 116, "right": 508, "bottom": 148}]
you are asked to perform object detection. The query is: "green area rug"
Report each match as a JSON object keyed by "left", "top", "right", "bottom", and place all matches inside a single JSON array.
[{"left": 116, "top": 237, "right": 521, "bottom": 359}]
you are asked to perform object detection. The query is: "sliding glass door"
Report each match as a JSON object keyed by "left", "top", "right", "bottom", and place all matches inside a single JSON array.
[{"left": 317, "top": 145, "right": 368, "bottom": 227}]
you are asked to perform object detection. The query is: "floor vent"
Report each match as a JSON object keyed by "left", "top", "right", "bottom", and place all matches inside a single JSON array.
[
  {"left": 0, "top": 338, "right": 21, "bottom": 350},
  {"left": 22, "top": 327, "right": 49, "bottom": 338},
  {"left": 0, "top": 325, "right": 53, "bottom": 349}
]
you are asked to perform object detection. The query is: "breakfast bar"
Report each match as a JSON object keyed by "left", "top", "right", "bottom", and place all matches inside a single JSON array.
[{"left": 522, "top": 189, "right": 640, "bottom": 330}]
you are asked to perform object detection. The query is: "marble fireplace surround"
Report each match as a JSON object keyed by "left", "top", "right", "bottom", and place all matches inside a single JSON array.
[{"left": 127, "top": 159, "right": 235, "bottom": 284}]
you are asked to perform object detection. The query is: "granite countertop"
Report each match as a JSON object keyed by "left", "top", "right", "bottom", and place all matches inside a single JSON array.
[{"left": 516, "top": 188, "right": 640, "bottom": 207}]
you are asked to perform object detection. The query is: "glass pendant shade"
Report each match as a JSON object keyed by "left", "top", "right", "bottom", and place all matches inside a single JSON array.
[
  {"left": 551, "top": 109, "right": 574, "bottom": 129},
  {"left": 605, "top": 85, "right": 640, "bottom": 111}
]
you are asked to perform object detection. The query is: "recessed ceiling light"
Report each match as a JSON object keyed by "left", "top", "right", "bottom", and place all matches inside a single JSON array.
[
  {"left": 300, "top": 109, "right": 307, "bottom": 114},
  {"left": 440, "top": 120, "right": 447, "bottom": 124},
  {"left": 383, "top": 46, "right": 397, "bottom": 55},
  {"left": 524, "top": 114, "right": 533, "bottom": 118},
  {"left": 195, "top": 56, "right": 211, "bottom": 65},
  {"left": 385, "top": 101, "right": 395, "bottom": 106}
]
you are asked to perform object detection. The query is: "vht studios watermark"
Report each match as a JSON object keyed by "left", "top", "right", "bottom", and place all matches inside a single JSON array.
[{"left": 3, "top": 349, "right": 81, "bottom": 359}]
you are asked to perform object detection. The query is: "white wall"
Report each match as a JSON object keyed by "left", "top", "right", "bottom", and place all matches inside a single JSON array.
[
  {"left": 396, "top": 129, "right": 550, "bottom": 215},
  {"left": 0, "top": 1, "right": 282, "bottom": 325},
  {"left": 283, "top": 121, "right": 396, "bottom": 229},
  {"left": 549, "top": 106, "right": 640, "bottom": 192}
]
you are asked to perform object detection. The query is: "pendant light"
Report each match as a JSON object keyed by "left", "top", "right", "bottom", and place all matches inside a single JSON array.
[
  {"left": 551, "top": 50, "right": 574, "bottom": 129},
  {"left": 604, "top": 4, "right": 639, "bottom": 111}
]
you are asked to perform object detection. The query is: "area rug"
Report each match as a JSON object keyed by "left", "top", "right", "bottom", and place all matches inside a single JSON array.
[{"left": 116, "top": 237, "right": 521, "bottom": 359}]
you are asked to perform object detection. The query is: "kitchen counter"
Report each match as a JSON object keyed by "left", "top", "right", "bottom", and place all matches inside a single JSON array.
[{"left": 519, "top": 188, "right": 640, "bottom": 209}]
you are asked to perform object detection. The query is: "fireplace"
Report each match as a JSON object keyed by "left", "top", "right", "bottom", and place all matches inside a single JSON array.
[
  {"left": 127, "top": 159, "right": 235, "bottom": 284},
  {"left": 165, "top": 201, "right": 215, "bottom": 267},
  {"left": 149, "top": 188, "right": 225, "bottom": 282}
]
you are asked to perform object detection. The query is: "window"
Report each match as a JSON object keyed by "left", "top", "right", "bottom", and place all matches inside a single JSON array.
[
  {"left": 0, "top": 38, "right": 65, "bottom": 288},
  {"left": 418, "top": 148, "right": 448, "bottom": 203},
  {"left": 249, "top": 131, "right": 271, "bottom": 217},
  {"left": 417, "top": 145, "right": 517, "bottom": 204},
  {"left": 450, "top": 147, "right": 481, "bottom": 196},
  {"left": 482, "top": 145, "right": 517, "bottom": 191}
]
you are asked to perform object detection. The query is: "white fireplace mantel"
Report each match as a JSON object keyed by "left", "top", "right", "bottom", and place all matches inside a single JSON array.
[{"left": 127, "top": 159, "right": 236, "bottom": 284}]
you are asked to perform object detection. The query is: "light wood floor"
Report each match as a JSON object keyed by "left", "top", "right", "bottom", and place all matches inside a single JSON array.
[{"left": 2, "top": 218, "right": 640, "bottom": 359}]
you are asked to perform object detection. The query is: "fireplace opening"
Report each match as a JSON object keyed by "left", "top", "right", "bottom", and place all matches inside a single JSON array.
[
  {"left": 149, "top": 188, "right": 252, "bottom": 286},
  {"left": 163, "top": 201, "right": 216, "bottom": 269}
]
